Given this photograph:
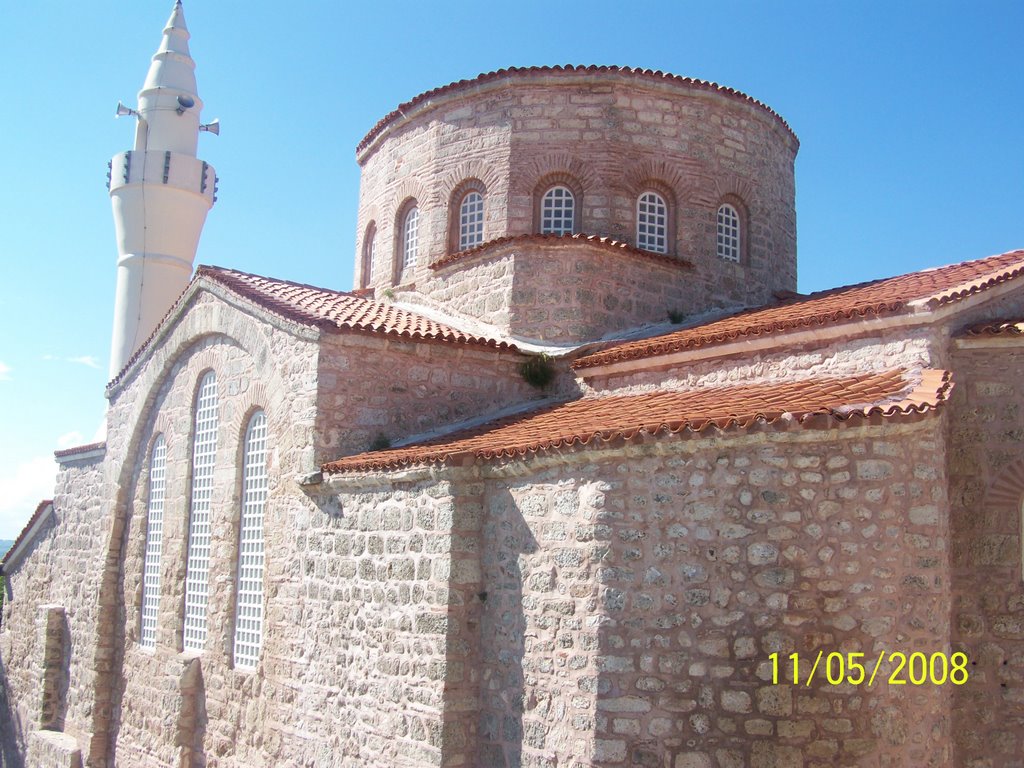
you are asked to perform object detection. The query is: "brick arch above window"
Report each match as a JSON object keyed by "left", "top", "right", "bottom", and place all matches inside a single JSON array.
[{"left": 983, "top": 458, "right": 1024, "bottom": 509}]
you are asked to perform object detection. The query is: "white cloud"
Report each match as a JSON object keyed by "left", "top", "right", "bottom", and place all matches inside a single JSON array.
[
  {"left": 68, "top": 356, "right": 101, "bottom": 370},
  {"left": 0, "top": 456, "right": 58, "bottom": 540},
  {"left": 0, "top": 361, "right": 11, "bottom": 381},
  {"left": 92, "top": 419, "right": 108, "bottom": 444}
]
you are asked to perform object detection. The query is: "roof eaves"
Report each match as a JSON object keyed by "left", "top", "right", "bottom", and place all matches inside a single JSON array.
[{"left": 1, "top": 500, "right": 54, "bottom": 574}]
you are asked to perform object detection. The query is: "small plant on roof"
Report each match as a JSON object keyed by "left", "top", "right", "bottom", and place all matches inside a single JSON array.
[
  {"left": 369, "top": 433, "right": 391, "bottom": 451},
  {"left": 518, "top": 353, "right": 555, "bottom": 389},
  {"left": 381, "top": 288, "right": 395, "bottom": 300},
  {"left": 667, "top": 308, "right": 686, "bottom": 324}
]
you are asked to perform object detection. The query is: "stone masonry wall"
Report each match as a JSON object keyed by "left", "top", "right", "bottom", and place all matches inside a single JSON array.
[
  {"left": 105, "top": 291, "right": 323, "bottom": 768},
  {"left": 0, "top": 451, "right": 105, "bottom": 766},
  {"left": 947, "top": 343, "right": 1024, "bottom": 767},
  {"left": 314, "top": 331, "right": 545, "bottom": 462},
  {"left": 355, "top": 70, "right": 797, "bottom": 316},
  {"left": 467, "top": 419, "right": 952, "bottom": 767},
  {"left": 406, "top": 241, "right": 704, "bottom": 344}
]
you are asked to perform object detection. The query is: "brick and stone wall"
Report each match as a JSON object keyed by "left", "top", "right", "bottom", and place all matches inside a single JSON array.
[
  {"left": 0, "top": 450, "right": 104, "bottom": 766},
  {"left": 947, "top": 342, "right": 1024, "bottom": 767},
  {"left": 354, "top": 69, "right": 798, "bottom": 323},
  {"left": 401, "top": 240, "right": 705, "bottom": 344}
]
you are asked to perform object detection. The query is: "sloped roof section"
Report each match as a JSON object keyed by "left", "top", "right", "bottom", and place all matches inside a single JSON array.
[
  {"left": 575, "top": 250, "right": 1024, "bottom": 370},
  {"left": 323, "top": 368, "right": 952, "bottom": 475},
  {"left": 430, "top": 233, "right": 694, "bottom": 271},
  {"left": 1, "top": 499, "right": 54, "bottom": 573},
  {"left": 109, "top": 266, "right": 519, "bottom": 388},
  {"left": 197, "top": 266, "right": 516, "bottom": 349}
]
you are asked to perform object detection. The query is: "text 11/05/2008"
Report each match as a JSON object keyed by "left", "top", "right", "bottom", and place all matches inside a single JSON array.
[{"left": 768, "top": 651, "right": 968, "bottom": 687}]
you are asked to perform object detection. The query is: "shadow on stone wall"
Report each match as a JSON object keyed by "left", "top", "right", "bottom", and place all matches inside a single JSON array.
[
  {"left": 475, "top": 486, "right": 537, "bottom": 767},
  {"left": 0, "top": 650, "right": 25, "bottom": 768}
]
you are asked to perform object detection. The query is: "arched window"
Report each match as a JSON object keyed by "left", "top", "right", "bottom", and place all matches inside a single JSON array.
[
  {"left": 233, "top": 410, "right": 268, "bottom": 668},
  {"left": 402, "top": 206, "right": 419, "bottom": 273},
  {"left": 637, "top": 191, "right": 668, "bottom": 253},
  {"left": 540, "top": 186, "right": 575, "bottom": 235},
  {"left": 183, "top": 371, "right": 218, "bottom": 653},
  {"left": 458, "top": 191, "right": 485, "bottom": 251},
  {"left": 139, "top": 434, "right": 167, "bottom": 650},
  {"left": 361, "top": 223, "right": 376, "bottom": 288},
  {"left": 717, "top": 203, "right": 741, "bottom": 262}
]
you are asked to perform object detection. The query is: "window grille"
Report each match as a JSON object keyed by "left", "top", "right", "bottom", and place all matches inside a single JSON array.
[
  {"left": 541, "top": 186, "right": 575, "bottom": 235},
  {"left": 717, "top": 203, "right": 741, "bottom": 262},
  {"left": 183, "top": 371, "right": 218, "bottom": 652},
  {"left": 637, "top": 192, "right": 668, "bottom": 253},
  {"left": 402, "top": 207, "right": 419, "bottom": 271},
  {"left": 459, "top": 192, "right": 484, "bottom": 251},
  {"left": 233, "top": 411, "right": 267, "bottom": 668},
  {"left": 139, "top": 435, "right": 167, "bottom": 649}
]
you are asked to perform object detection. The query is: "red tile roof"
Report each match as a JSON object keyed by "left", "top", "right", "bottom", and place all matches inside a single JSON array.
[
  {"left": 356, "top": 65, "right": 797, "bottom": 155},
  {"left": 575, "top": 250, "right": 1024, "bottom": 370},
  {"left": 1, "top": 499, "right": 53, "bottom": 572},
  {"left": 53, "top": 442, "right": 106, "bottom": 460},
  {"left": 109, "top": 266, "right": 518, "bottom": 388},
  {"left": 323, "top": 368, "right": 951, "bottom": 475},
  {"left": 961, "top": 319, "right": 1024, "bottom": 337},
  {"left": 430, "top": 233, "right": 694, "bottom": 271}
]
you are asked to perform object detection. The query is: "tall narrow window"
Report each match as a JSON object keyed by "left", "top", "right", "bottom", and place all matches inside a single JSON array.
[
  {"left": 139, "top": 434, "right": 167, "bottom": 650},
  {"left": 233, "top": 411, "right": 268, "bottom": 668},
  {"left": 717, "top": 203, "right": 741, "bottom": 262},
  {"left": 402, "top": 206, "right": 419, "bottom": 272},
  {"left": 183, "top": 371, "right": 218, "bottom": 652},
  {"left": 540, "top": 186, "right": 575, "bottom": 235},
  {"left": 458, "top": 192, "right": 484, "bottom": 251},
  {"left": 637, "top": 191, "right": 668, "bottom": 253},
  {"left": 361, "top": 223, "right": 376, "bottom": 288}
]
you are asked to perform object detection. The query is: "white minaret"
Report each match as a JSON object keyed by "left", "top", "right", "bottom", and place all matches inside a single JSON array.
[{"left": 108, "top": 1, "right": 217, "bottom": 378}]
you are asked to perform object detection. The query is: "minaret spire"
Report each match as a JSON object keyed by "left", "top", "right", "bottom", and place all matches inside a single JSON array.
[{"left": 107, "top": 1, "right": 217, "bottom": 378}]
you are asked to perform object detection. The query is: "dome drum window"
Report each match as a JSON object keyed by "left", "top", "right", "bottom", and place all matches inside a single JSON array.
[
  {"left": 717, "top": 203, "right": 741, "bottom": 262},
  {"left": 637, "top": 192, "right": 668, "bottom": 254},
  {"left": 458, "top": 192, "right": 485, "bottom": 251},
  {"left": 540, "top": 186, "right": 575, "bottom": 236}
]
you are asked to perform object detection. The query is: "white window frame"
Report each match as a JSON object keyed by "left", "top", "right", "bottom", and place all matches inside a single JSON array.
[
  {"left": 458, "top": 191, "right": 485, "bottom": 251},
  {"left": 402, "top": 206, "right": 419, "bottom": 272},
  {"left": 183, "top": 371, "right": 218, "bottom": 653},
  {"left": 637, "top": 191, "right": 668, "bottom": 254},
  {"left": 233, "top": 411, "right": 268, "bottom": 669},
  {"left": 139, "top": 434, "right": 167, "bottom": 650},
  {"left": 540, "top": 186, "right": 575, "bottom": 235},
  {"left": 717, "top": 203, "right": 741, "bottom": 262}
]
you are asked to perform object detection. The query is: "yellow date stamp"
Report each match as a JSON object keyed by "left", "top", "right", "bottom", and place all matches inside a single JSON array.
[{"left": 769, "top": 651, "right": 969, "bottom": 686}]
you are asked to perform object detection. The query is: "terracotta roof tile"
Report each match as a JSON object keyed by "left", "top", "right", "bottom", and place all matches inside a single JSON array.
[
  {"left": 109, "top": 266, "right": 517, "bottom": 388},
  {"left": 53, "top": 442, "right": 106, "bottom": 460},
  {"left": 357, "top": 65, "right": 797, "bottom": 156},
  {"left": 323, "top": 369, "right": 951, "bottom": 475},
  {"left": 430, "top": 233, "right": 694, "bottom": 271},
  {"left": 962, "top": 319, "right": 1024, "bottom": 337},
  {"left": 1, "top": 499, "right": 53, "bottom": 571},
  {"left": 575, "top": 250, "right": 1024, "bottom": 370}
]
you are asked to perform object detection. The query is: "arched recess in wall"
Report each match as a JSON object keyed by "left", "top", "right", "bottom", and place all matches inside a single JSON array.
[
  {"left": 517, "top": 153, "right": 595, "bottom": 235},
  {"left": 88, "top": 307, "right": 289, "bottom": 766},
  {"left": 360, "top": 221, "right": 377, "bottom": 288},
  {"left": 631, "top": 179, "right": 677, "bottom": 255},
  {"left": 981, "top": 457, "right": 1024, "bottom": 580},
  {"left": 393, "top": 197, "right": 420, "bottom": 284},
  {"left": 712, "top": 177, "right": 756, "bottom": 265},
  {"left": 447, "top": 179, "right": 487, "bottom": 253}
]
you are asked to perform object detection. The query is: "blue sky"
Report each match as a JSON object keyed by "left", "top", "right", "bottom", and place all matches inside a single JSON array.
[{"left": 0, "top": 1, "right": 1021, "bottom": 539}]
